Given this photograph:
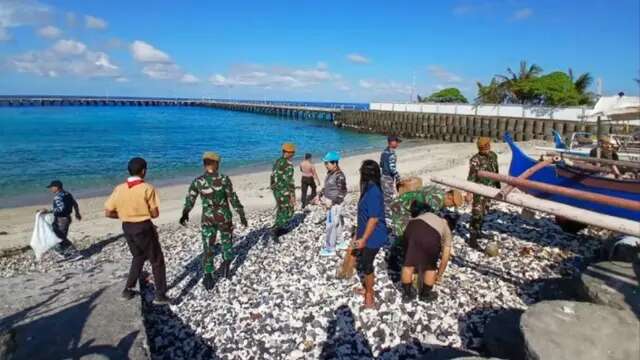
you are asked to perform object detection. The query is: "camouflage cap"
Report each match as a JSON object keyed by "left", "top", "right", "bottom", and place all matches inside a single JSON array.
[
  {"left": 282, "top": 143, "right": 296, "bottom": 152},
  {"left": 202, "top": 151, "right": 221, "bottom": 162},
  {"left": 477, "top": 136, "right": 491, "bottom": 149}
]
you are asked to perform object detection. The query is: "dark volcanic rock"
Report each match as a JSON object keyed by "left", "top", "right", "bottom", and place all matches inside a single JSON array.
[{"left": 483, "top": 308, "right": 525, "bottom": 360}]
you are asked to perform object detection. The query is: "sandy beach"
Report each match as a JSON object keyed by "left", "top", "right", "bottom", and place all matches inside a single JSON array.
[{"left": 0, "top": 141, "right": 545, "bottom": 252}]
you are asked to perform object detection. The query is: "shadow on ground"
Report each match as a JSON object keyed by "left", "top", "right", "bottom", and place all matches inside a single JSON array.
[{"left": 1, "top": 287, "right": 144, "bottom": 359}]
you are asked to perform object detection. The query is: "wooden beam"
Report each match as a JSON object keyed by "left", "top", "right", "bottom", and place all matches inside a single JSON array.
[{"left": 430, "top": 176, "right": 640, "bottom": 237}]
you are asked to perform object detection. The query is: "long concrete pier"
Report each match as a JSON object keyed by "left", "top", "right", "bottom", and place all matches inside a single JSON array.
[
  {"left": 0, "top": 97, "right": 340, "bottom": 121},
  {"left": 2, "top": 96, "right": 635, "bottom": 141}
]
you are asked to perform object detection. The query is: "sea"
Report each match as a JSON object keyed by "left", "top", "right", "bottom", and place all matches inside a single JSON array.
[{"left": 0, "top": 103, "right": 386, "bottom": 208}]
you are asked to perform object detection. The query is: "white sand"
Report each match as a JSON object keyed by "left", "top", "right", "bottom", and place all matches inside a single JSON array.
[{"left": 0, "top": 141, "right": 545, "bottom": 251}]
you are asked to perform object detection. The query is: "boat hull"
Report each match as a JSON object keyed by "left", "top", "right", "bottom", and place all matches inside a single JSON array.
[{"left": 505, "top": 133, "right": 640, "bottom": 221}]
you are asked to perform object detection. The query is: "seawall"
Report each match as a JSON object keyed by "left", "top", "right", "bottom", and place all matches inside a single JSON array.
[{"left": 335, "top": 110, "right": 637, "bottom": 142}]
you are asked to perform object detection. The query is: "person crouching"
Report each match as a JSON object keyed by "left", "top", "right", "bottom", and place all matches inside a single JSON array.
[
  {"left": 354, "top": 159, "right": 389, "bottom": 309},
  {"left": 318, "top": 151, "right": 348, "bottom": 257},
  {"left": 400, "top": 200, "right": 452, "bottom": 303}
]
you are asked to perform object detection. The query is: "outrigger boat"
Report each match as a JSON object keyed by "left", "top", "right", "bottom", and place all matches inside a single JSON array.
[
  {"left": 536, "top": 130, "right": 640, "bottom": 162},
  {"left": 505, "top": 132, "right": 640, "bottom": 222}
]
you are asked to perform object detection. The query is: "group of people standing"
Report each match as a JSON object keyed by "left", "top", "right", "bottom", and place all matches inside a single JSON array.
[{"left": 42, "top": 135, "right": 501, "bottom": 308}]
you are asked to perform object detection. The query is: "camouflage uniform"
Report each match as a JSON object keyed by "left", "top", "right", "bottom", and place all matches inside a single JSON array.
[
  {"left": 389, "top": 185, "right": 446, "bottom": 243},
  {"left": 467, "top": 151, "right": 500, "bottom": 241},
  {"left": 183, "top": 172, "right": 245, "bottom": 274},
  {"left": 270, "top": 157, "right": 295, "bottom": 230}
]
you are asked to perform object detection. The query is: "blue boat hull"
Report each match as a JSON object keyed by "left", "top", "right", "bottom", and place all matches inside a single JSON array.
[{"left": 504, "top": 133, "right": 640, "bottom": 221}]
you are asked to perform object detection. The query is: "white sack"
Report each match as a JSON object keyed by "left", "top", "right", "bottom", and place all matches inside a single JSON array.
[{"left": 30, "top": 212, "right": 61, "bottom": 261}]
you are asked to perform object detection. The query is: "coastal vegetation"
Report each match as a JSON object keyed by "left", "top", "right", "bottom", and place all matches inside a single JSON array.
[
  {"left": 475, "top": 61, "right": 596, "bottom": 106},
  {"left": 418, "top": 88, "right": 468, "bottom": 104}
]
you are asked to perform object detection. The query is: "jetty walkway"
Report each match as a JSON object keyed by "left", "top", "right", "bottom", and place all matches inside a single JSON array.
[{"left": 0, "top": 97, "right": 343, "bottom": 121}]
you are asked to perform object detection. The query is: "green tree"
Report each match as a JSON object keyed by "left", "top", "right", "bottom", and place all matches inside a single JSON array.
[
  {"left": 568, "top": 68, "right": 595, "bottom": 105},
  {"left": 510, "top": 72, "right": 582, "bottom": 106},
  {"left": 494, "top": 61, "right": 543, "bottom": 104},
  {"left": 475, "top": 79, "right": 507, "bottom": 104},
  {"left": 420, "top": 87, "right": 468, "bottom": 103}
]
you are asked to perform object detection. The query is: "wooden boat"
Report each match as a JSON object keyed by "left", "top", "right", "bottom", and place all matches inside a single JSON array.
[
  {"left": 505, "top": 132, "right": 640, "bottom": 221},
  {"left": 536, "top": 130, "right": 640, "bottom": 161}
]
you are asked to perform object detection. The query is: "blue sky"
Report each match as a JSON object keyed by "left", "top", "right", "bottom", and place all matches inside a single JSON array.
[{"left": 1, "top": 0, "right": 638, "bottom": 102}]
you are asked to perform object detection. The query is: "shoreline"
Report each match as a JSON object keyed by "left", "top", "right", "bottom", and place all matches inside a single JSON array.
[
  {"left": 0, "top": 138, "right": 432, "bottom": 209},
  {"left": 0, "top": 140, "right": 547, "bottom": 251}
]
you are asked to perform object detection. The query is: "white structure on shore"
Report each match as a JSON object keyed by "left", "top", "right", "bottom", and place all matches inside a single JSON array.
[{"left": 370, "top": 94, "right": 640, "bottom": 123}]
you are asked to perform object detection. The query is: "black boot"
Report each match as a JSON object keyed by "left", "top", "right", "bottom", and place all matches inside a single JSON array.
[
  {"left": 401, "top": 283, "right": 416, "bottom": 303},
  {"left": 468, "top": 233, "right": 480, "bottom": 250},
  {"left": 221, "top": 260, "right": 232, "bottom": 279},
  {"left": 271, "top": 227, "right": 281, "bottom": 243},
  {"left": 203, "top": 272, "right": 214, "bottom": 290},
  {"left": 419, "top": 285, "right": 438, "bottom": 302}
]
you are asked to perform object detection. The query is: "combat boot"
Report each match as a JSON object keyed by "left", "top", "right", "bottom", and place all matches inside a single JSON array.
[
  {"left": 221, "top": 260, "right": 232, "bottom": 279},
  {"left": 418, "top": 285, "right": 438, "bottom": 302},
  {"left": 203, "top": 272, "right": 214, "bottom": 290},
  {"left": 467, "top": 233, "right": 480, "bottom": 250},
  {"left": 271, "top": 227, "right": 281, "bottom": 243},
  {"left": 401, "top": 283, "right": 416, "bottom": 303}
]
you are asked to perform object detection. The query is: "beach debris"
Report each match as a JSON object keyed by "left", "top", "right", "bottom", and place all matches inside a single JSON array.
[{"left": 0, "top": 195, "right": 605, "bottom": 358}]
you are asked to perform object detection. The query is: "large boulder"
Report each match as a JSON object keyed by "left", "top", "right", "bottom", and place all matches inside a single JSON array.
[
  {"left": 579, "top": 261, "right": 640, "bottom": 316},
  {"left": 520, "top": 300, "right": 640, "bottom": 360}
]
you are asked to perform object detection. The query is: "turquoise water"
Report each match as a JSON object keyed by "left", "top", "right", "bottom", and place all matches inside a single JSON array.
[{"left": 0, "top": 106, "right": 386, "bottom": 207}]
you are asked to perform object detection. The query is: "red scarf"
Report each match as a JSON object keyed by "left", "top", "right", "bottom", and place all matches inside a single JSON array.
[{"left": 126, "top": 177, "right": 144, "bottom": 188}]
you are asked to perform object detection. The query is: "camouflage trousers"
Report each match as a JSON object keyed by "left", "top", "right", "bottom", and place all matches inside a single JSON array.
[
  {"left": 201, "top": 224, "right": 233, "bottom": 274},
  {"left": 273, "top": 191, "right": 294, "bottom": 229},
  {"left": 470, "top": 195, "right": 490, "bottom": 239},
  {"left": 381, "top": 175, "right": 396, "bottom": 224}
]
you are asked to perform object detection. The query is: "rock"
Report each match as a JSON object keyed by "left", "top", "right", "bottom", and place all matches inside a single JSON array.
[
  {"left": 484, "top": 242, "right": 499, "bottom": 257},
  {"left": 608, "top": 236, "right": 639, "bottom": 263},
  {"left": 579, "top": 261, "right": 640, "bottom": 316},
  {"left": 482, "top": 309, "right": 525, "bottom": 360},
  {"left": 0, "top": 231, "right": 8, "bottom": 236},
  {"left": 0, "top": 328, "right": 16, "bottom": 359},
  {"left": 521, "top": 300, "right": 640, "bottom": 360}
]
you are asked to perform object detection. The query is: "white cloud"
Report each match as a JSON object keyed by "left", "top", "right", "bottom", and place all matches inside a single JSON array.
[
  {"left": 84, "top": 15, "right": 107, "bottom": 30},
  {"left": 428, "top": 65, "right": 463, "bottom": 83},
  {"left": 180, "top": 73, "right": 200, "bottom": 84},
  {"left": 0, "top": 0, "right": 51, "bottom": 41},
  {"left": 130, "top": 40, "right": 172, "bottom": 63},
  {"left": 9, "top": 40, "right": 119, "bottom": 78},
  {"left": 209, "top": 63, "right": 340, "bottom": 89},
  {"left": 358, "top": 79, "right": 412, "bottom": 95},
  {"left": 346, "top": 53, "right": 371, "bottom": 64},
  {"left": 316, "top": 61, "right": 328, "bottom": 70},
  {"left": 511, "top": 7, "right": 533, "bottom": 21},
  {"left": 115, "top": 77, "right": 129, "bottom": 83},
  {"left": 37, "top": 25, "right": 61, "bottom": 38},
  {"left": 52, "top": 39, "right": 86, "bottom": 55},
  {"left": 129, "top": 40, "right": 199, "bottom": 82}
]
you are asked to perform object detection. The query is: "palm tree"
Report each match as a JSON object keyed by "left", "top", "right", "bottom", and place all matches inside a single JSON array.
[
  {"left": 475, "top": 79, "right": 506, "bottom": 104},
  {"left": 493, "top": 61, "right": 543, "bottom": 104},
  {"left": 568, "top": 68, "right": 595, "bottom": 105}
]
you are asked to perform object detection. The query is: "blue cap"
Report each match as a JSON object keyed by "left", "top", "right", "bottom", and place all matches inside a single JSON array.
[{"left": 322, "top": 151, "right": 341, "bottom": 162}]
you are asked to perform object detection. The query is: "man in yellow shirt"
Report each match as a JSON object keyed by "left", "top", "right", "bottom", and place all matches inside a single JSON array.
[{"left": 104, "top": 157, "right": 169, "bottom": 304}]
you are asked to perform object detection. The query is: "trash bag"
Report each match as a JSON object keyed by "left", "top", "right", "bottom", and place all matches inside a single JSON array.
[{"left": 30, "top": 212, "right": 61, "bottom": 260}]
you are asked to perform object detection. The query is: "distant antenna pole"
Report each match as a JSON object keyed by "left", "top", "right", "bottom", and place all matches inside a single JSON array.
[
  {"left": 410, "top": 71, "right": 416, "bottom": 103},
  {"left": 596, "top": 78, "right": 603, "bottom": 96}
]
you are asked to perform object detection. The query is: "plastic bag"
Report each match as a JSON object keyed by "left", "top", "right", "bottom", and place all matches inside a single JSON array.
[{"left": 30, "top": 212, "right": 62, "bottom": 260}]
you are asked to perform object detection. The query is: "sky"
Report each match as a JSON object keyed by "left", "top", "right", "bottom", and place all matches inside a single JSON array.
[{"left": 0, "top": 0, "right": 638, "bottom": 102}]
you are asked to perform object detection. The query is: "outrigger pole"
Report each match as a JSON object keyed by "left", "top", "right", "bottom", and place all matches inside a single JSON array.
[{"left": 430, "top": 176, "right": 640, "bottom": 237}]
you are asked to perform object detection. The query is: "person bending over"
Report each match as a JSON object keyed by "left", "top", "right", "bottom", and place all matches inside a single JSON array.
[{"left": 400, "top": 200, "right": 452, "bottom": 303}]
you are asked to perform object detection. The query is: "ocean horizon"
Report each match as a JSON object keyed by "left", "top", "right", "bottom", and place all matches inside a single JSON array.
[{"left": 0, "top": 104, "right": 382, "bottom": 208}]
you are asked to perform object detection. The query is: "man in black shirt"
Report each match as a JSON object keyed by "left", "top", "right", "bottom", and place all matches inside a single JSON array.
[{"left": 40, "top": 180, "right": 83, "bottom": 261}]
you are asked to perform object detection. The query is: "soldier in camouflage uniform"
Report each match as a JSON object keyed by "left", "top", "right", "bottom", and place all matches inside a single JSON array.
[
  {"left": 180, "top": 152, "right": 247, "bottom": 288},
  {"left": 270, "top": 143, "right": 296, "bottom": 241},
  {"left": 467, "top": 137, "right": 500, "bottom": 249}
]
